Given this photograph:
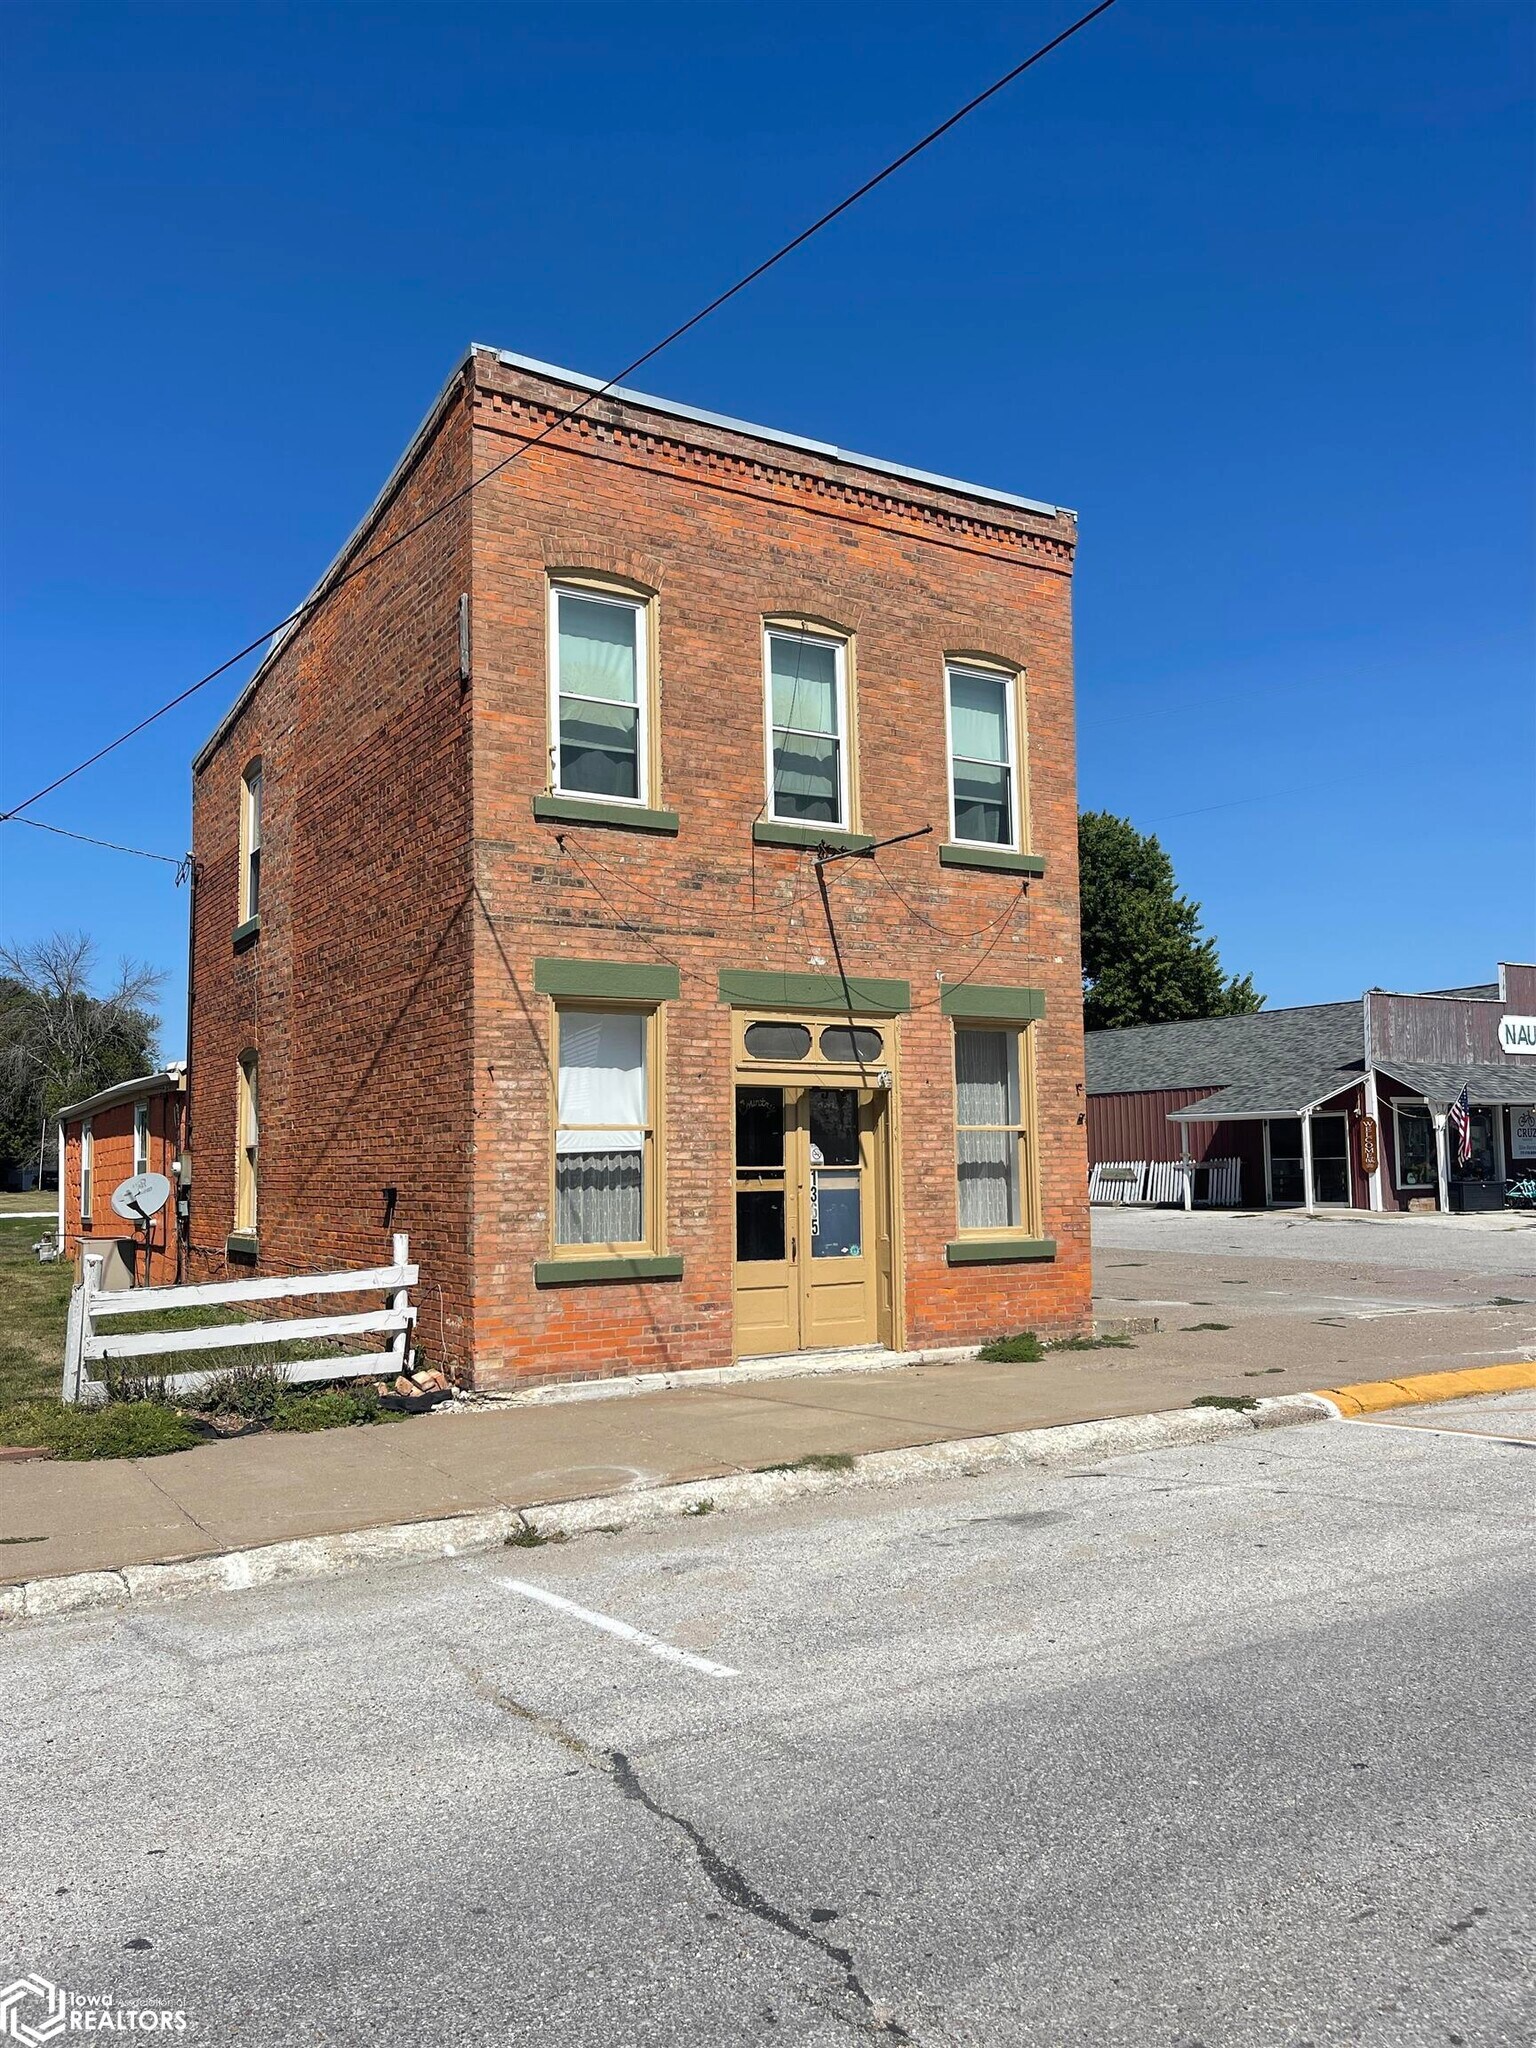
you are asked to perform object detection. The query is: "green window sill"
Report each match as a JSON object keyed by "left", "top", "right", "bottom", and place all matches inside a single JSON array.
[
  {"left": 534, "top": 1253, "right": 684, "bottom": 1287},
  {"left": 232, "top": 916, "right": 262, "bottom": 951},
  {"left": 939, "top": 843, "right": 1046, "bottom": 877},
  {"left": 945, "top": 1236, "right": 1057, "bottom": 1266},
  {"left": 226, "top": 1232, "right": 259, "bottom": 1261},
  {"left": 533, "top": 794, "right": 679, "bottom": 835},
  {"left": 752, "top": 820, "right": 874, "bottom": 854}
]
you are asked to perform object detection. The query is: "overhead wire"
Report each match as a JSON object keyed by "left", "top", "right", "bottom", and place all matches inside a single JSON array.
[{"left": 1, "top": 0, "right": 1120, "bottom": 833}]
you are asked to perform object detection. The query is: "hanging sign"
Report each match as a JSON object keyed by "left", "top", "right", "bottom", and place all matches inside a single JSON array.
[
  {"left": 1498, "top": 1015, "right": 1536, "bottom": 1055},
  {"left": 1356, "top": 1115, "right": 1379, "bottom": 1176},
  {"left": 1511, "top": 1106, "right": 1536, "bottom": 1161}
]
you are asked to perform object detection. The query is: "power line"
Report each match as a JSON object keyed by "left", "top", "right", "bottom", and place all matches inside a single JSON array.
[
  {"left": 1, "top": 0, "right": 1119, "bottom": 831},
  {"left": 6, "top": 813, "right": 185, "bottom": 868}
]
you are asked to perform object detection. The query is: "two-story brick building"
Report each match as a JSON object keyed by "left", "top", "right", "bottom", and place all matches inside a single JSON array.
[{"left": 186, "top": 347, "right": 1091, "bottom": 1388}]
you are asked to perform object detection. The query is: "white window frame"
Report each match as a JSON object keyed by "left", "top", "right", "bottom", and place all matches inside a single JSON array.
[
  {"left": 133, "top": 1099, "right": 150, "bottom": 1176},
  {"left": 763, "top": 626, "right": 850, "bottom": 829},
  {"left": 945, "top": 662, "right": 1022, "bottom": 852},
  {"left": 239, "top": 759, "right": 263, "bottom": 924},
  {"left": 80, "top": 1118, "right": 93, "bottom": 1224},
  {"left": 1391, "top": 1099, "right": 1439, "bottom": 1192},
  {"left": 548, "top": 584, "right": 650, "bottom": 809}
]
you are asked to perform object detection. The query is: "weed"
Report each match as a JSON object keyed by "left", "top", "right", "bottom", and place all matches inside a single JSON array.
[
  {"left": 505, "top": 1521, "right": 554, "bottom": 1547},
  {"left": 1192, "top": 1394, "right": 1258, "bottom": 1412},
  {"left": 1181, "top": 1321, "right": 1232, "bottom": 1333},
  {"left": 683, "top": 1498, "right": 716, "bottom": 1516},
  {"left": 195, "top": 1360, "right": 289, "bottom": 1423},
  {"left": 588, "top": 1523, "right": 625, "bottom": 1537},
  {"left": 1488, "top": 1296, "right": 1524, "bottom": 1307},
  {"left": 0, "top": 1398, "right": 202, "bottom": 1461},
  {"left": 269, "top": 1388, "right": 394, "bottom": 1432},
  {"left": 1050, "top": 1333, "right": 1134, "bottom": 1352},
  {"left": 977, "top": 1330, "right": 1045, "bottom": 1364},
  {"left": 754, "top": 1451, "right": 856, "bottom": 1476}
]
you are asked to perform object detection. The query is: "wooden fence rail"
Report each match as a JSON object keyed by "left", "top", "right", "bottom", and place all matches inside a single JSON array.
[{"left": 62, "top": 1233, "right": 418, "bottom": 1406}]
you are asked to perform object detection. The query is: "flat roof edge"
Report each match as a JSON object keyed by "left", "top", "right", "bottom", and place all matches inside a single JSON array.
[{"left": 475, "top": 346, "right": 1069, "bottom": 520}]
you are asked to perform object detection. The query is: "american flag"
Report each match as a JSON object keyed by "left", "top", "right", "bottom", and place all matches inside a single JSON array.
[{"left": 1448, "top": 1084, "right": 1472, "bottom": 1170}]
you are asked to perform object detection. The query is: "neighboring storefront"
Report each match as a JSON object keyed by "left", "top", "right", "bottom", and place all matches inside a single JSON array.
[{"left": 1085, "top": 962, "right": 1536, "bottom": 1212}]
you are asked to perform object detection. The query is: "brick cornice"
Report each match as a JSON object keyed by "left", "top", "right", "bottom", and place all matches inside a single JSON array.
[{"left": 471, "top": 369, "right": 1076, "bottom": 577}]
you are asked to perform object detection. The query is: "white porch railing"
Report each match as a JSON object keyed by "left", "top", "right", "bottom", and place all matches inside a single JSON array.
[{"left": 62, "top": 1233, "right": 418, "bottom": 1407}]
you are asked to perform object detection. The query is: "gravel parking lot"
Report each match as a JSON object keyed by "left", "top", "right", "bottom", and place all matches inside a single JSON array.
[{"left": 1092, "top": 1207, "right": 1536, "bottom": 1391}]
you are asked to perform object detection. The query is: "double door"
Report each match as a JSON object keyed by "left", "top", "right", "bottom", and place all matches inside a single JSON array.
[{"left": 733, "top": 1084, "right": 887, "bottom": 1357}]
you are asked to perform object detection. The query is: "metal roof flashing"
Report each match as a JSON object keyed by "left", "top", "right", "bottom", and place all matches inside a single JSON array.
[{"left": 475, "top": 345, "right": 1069, "bottom": 520}]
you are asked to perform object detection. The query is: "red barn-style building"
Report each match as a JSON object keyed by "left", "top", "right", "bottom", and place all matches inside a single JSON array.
[
  {"left": 185, "top": 347, "right": 1093, "bottom": 1389},
  {"left": 1085, "top": 963, "right": 1536, "bottom": 1213}
]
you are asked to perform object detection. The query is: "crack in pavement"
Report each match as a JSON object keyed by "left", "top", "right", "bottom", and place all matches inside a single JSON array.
[{"left": 458, "top": 1661, "right": 916, "bottom": 2043}]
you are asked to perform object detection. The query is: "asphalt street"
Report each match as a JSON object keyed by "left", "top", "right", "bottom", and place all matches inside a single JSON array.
[{"left": 3, "top": 1394, "right": 1533, "bottom": 2048}]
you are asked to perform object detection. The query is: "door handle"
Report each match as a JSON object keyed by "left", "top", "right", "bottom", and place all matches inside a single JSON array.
[{"left": 790, "top": 1236, "right": 797, "bottom": 1263}]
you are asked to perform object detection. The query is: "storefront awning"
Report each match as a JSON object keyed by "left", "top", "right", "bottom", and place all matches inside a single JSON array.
[
  {"left": 1166, "top": 1068, "right": 1363, "bottom": 1123},
  {"left": 1373, "top": 1061, "right": 1536, "bottom": 1108}
]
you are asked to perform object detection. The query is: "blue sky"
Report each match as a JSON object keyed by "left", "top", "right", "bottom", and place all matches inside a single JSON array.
[{"left": 2, "top": 0, "right": 1531, "bottom": 1054}]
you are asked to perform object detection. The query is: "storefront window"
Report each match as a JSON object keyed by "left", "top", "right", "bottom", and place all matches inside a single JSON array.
[{"left": 1394, "top": 1104, "right": 1437, "bottom": 1189}]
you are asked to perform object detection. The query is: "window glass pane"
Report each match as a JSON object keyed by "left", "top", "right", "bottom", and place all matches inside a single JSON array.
[
  {"left": 735, "top": 1088, "right": 786, "bottom": 1167},
  {"left": 248, "top": 772, "right": 262, "bottom": 846},
  {"left": 557, "top": 1152, "right": 642, "bottom": 1245},
  {"left": 769, "top": 637, "right": 838, "bottom": 733},
  {"left": 811, "top": 1170, "right": 862, "bottom": 1257},
  {"left": 557, "top": 1011, "right": 645, "bottom": 1150},
  {"left": 950, "top": 671, "right": 1009, "bottom": 764},
  {"left": 736, "top": 1188, "right": 785, "bottom": 1262},
  {"left": 1397, "top": 1107, "right": 1436, "bottom": 1187},
  {"left": 1268, "top": 1118, "right": 1303, "bottom": 1159},
  {"left": 955, "top": 1029, "right": 1017, "bottom": 1126},
  {"left": 819, "top": 1026, "right": 883, "bottom": 1064},
  {"left": 1269, "top": 1157, "right": 1305, "bottom": 1204},
  {"left": 957, "top": 1129, "right": 1018, "bottom": 1230},
  {"left": 559, "top": 697, "right": 639, "bottom": 799},
  {"left": 952, "top": 760, "right": 1011, "bottom": 846},
  {"left": 744, "top": 1023, "right": 812, "bottom": 1062},
  {"left": 809, "top": 1089, "right": 859, "bottom": 1167},
  {"left": 558, "top": 595, "right": 638, "bottom": 704},
  {"left": 771, "top": 733, "right": 840, "bottom": 821}
]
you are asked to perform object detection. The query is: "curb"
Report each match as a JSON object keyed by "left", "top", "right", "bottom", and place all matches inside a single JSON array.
[
  {"left": 0, "top": 1394, "right": 1330, "bottom": 1625},
  {"left": 1310, "top": 1360, "right": 1536, "bottom": 1419}
]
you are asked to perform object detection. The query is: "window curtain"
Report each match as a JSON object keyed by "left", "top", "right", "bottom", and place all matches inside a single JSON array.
[
  {"left": 955, "top": 1029, "right": 1020, "bottom": 1230},
  {"left": 949, "top": 671, "right": 1011, "bottom": 846},
  {"left": 556, "top": 1010, "right": 646, "bottom": 1245},
  {"left": 770, "top": 635, "right": 841, "bottom": 820}
]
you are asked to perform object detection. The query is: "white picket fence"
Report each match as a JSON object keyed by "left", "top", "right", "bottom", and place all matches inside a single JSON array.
[
  {"left": 1089, "top": 1159, "right": 1243, "bottom": 1207},
  {"left": 62, "top": 1232, "right": 418, "bottom": 1407}
]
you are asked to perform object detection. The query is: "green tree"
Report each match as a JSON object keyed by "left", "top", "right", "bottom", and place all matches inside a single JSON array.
[
  {"left": 0, "top": 932, "right": 162, "bottom": 1183},
  {"left": 1079, "top": 812, "right": 1263, "bottom": 1031}
]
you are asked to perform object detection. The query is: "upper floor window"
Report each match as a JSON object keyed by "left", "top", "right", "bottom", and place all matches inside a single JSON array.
[
  {"left": 133, "top": 1100, "right": 150, "bottom": 1176},
  {"left": 946, "top": 663, "right": 1023, "bottom": 850},
  {"left": 235, "top": 1052, "right": 259, "bottom": 1235},
  {"left": 80, "top": 1118, "right": 93, "bottom": 1224},
  {"left": 550, "top": 586, "right": 649, "bottom": 804},
  {"left": 239, "top": 760, "right": 263, "bottom": 923},
  {"left": 765, "top": 627, "right": 849, "bottom": 827}
]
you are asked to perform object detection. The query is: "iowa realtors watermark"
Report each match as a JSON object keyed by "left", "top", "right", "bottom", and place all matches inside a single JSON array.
[{"left": 0, "top": 1977, "right": 189, "bottom": 2042}]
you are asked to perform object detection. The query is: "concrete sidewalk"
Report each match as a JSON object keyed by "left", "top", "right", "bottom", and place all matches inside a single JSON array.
[{"left": 1, "top": 1344, "right": 1323, "bottom": 1587}]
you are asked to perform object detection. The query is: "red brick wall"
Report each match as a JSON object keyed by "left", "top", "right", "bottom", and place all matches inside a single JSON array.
[
  {"left": 187, "top": 377, "right": 478, "bottom": 1361},
  {"left": 466, "top": 355, "right": 1091, "bottom": 1385},
  {"left": 61, "top": 1090, "right": 182, "bottom": 1284}
]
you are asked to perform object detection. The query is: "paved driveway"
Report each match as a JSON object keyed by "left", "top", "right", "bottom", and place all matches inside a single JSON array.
[
  {"left": 1, "top": 1395, "right": 1531, "bottom": 2045},
  {"left": 1092, "top": 1207, "right": 1536, "bottom": 1389}
]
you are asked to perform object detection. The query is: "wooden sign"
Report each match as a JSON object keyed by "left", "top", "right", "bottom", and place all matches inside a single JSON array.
[{"left": 1357, "top": 1115, "right": 1379, "bottom": 1176}]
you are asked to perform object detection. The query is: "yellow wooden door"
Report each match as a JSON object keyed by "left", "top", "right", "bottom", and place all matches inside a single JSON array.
[
  {"left": 797, "top": 1087, "right": 879, "bottom": 1352},
  {"left": 733, "top": 1085, "right": 798, "bottom": 1356}
]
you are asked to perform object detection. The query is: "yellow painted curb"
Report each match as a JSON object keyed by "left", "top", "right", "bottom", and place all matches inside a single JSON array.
[{"left": 1313, "top": 1360, "right": 1536, "bottom": 1419}]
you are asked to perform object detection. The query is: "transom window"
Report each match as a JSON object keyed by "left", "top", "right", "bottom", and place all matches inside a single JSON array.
[
  {"left": 765, "top": 628, "right": 849, "bottom": 827},
  {"left": 954, "top": 1027, "right": 1034, "bottom": 1233},
  {"left": 946, "top": 664, "right": 1020, "bottom": 849},
  {"left": 550, "top": 586, "right": 648, "bottom": 804},
  {"left": 554, "top": 1007, "right": 656, "bottom": 1250}
]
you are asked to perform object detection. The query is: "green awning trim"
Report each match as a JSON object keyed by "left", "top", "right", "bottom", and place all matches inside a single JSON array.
[
  {"left": 940, "top": 983, "right": 1046, "bottom": 1022},
  {"left": 533, "top": 959, "right": 680, "bottom": 1002},
  {"left": 717, "top": 969, "right": 910, "bottom": 1014}
]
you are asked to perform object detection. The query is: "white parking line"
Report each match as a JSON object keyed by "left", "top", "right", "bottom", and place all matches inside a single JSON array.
[{"left": 499, "top": 1578, "right": 741, "bottom": 1678}]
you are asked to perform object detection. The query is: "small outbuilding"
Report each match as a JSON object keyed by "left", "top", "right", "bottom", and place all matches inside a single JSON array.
[
  {"left": 56, "top": 1066, "right": 186, "bottom": 1286},
  {"left": 1086, "top": 962, "right": 1536, "bottom": 1214}
]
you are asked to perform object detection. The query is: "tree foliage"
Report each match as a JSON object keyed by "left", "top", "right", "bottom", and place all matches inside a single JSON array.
[
  {"left": 1079, "top": 812, "right": 1263, "bottom": 1031},
  {"left": 0, "top": 932, "right": 163, "bottom": 1179}
]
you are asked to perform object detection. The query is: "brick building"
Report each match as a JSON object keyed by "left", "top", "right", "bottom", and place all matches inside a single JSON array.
[
  {"left": 186, "top": 347, "right": 1091, "bottom": 1388},
  {"left": 57, "top": 1067, "right": 185, "bottom": 1286}
]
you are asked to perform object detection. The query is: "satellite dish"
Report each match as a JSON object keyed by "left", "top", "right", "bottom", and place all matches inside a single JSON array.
[{"left": 111, "top": 1172, "right": 172, "bottom": 1222}]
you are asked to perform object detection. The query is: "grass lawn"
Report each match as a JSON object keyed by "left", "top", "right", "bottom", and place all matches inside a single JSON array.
[
  {"left": 0, "top": 1215, "right": 72, "bottom": 1403},
  {"left": 0, "top": 1189, "right": 57, "bottom": 1216}
]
